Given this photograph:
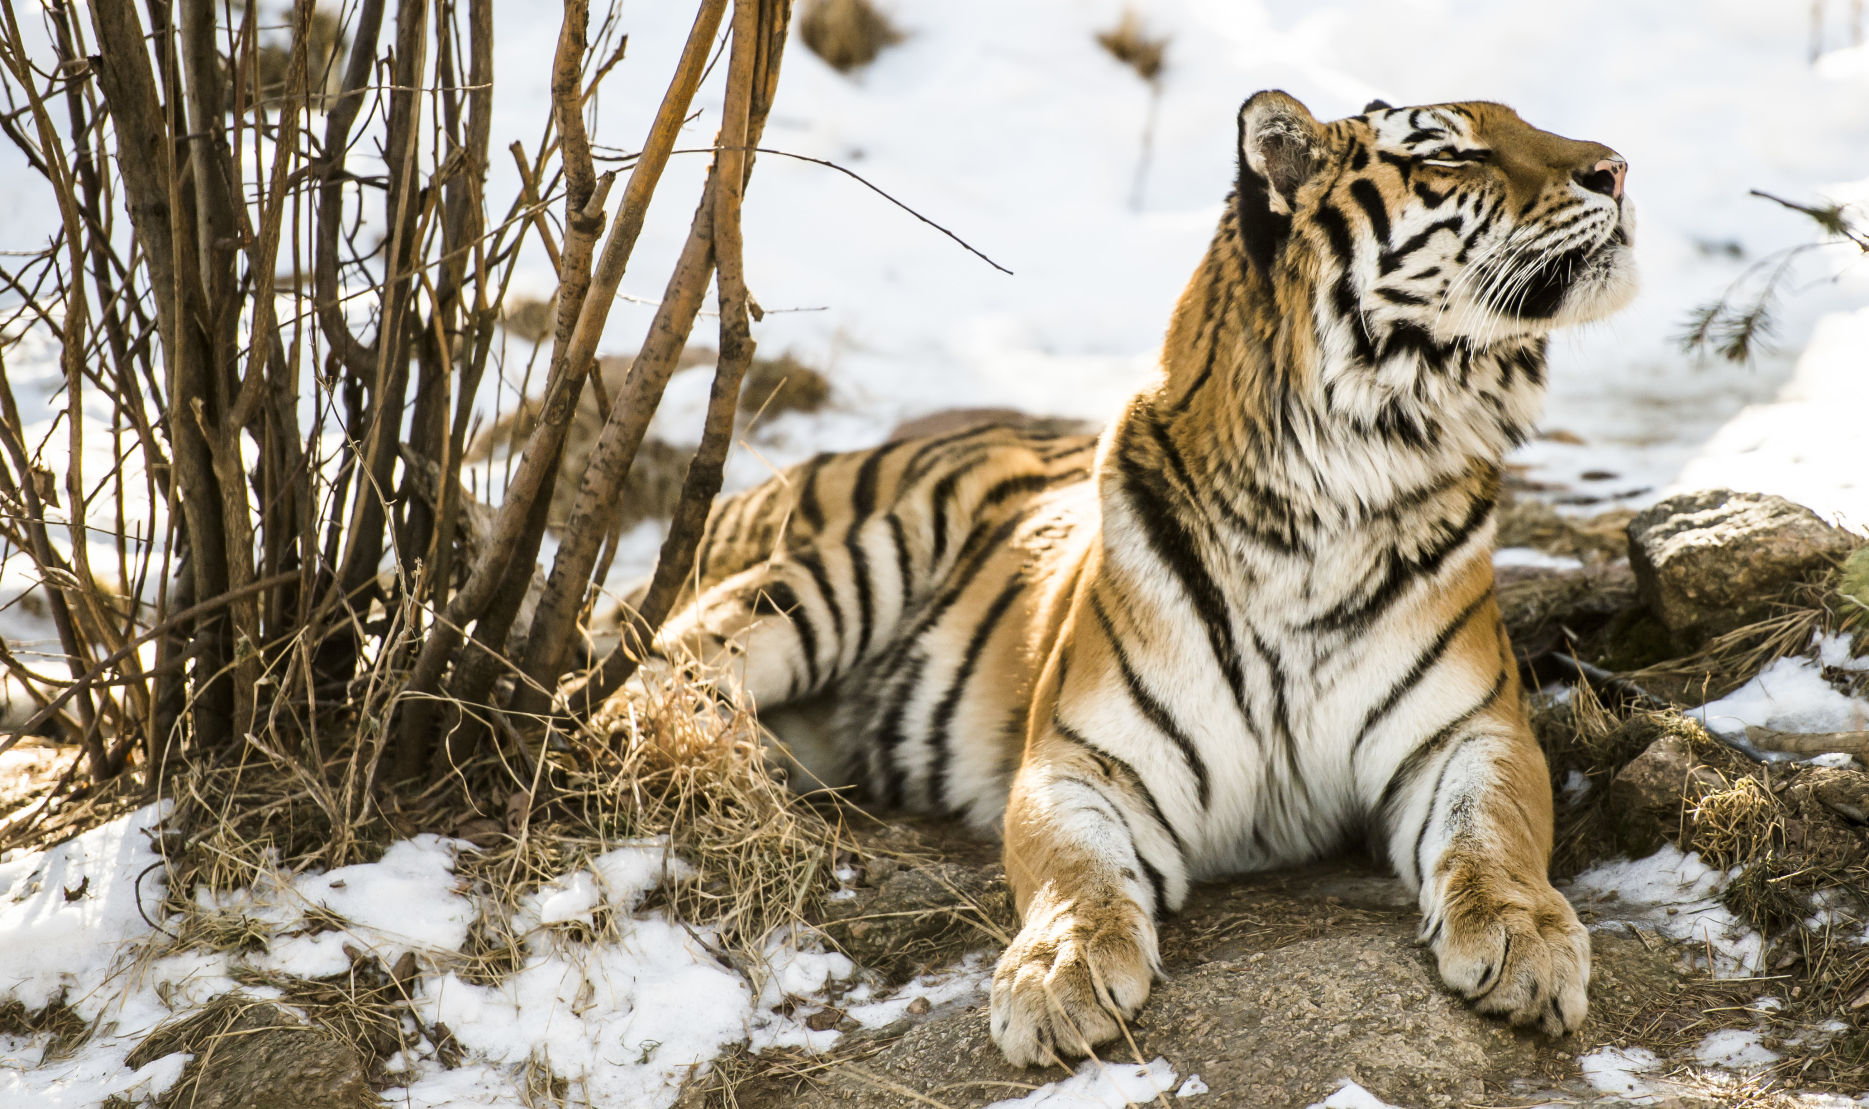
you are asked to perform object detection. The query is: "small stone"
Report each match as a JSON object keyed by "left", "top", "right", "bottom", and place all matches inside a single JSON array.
[
  {"left": 906, "top": 997, "right": 931, "bottom": 1016},
  {"left": 806, "top": 1007, "right": 845, "bottom": 1032},
  {"left": 1604, "top": 730, "right": 1724, "bottom": 855}
]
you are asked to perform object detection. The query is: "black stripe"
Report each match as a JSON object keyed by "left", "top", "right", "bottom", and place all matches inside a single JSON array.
[
  {"left": 795, "top": 458, "right": 828, "bottom": 534},
  {"left": 1308, "top": 491, "right": 1492, "bottom": 634},
  {"left": 1114, "top": 443, "right": 1252, "bottom": 726},
  {"left": 926, "top": 454, "right": 996, "bottom": 569},
  {"left": 790, "top": 551, "right": 843, "bottom": 677},
  {"left": 751, "top": 581, "right": 819, "bottom": 695},
  {"left": 1352, "top": 590, "right": 1491, "bottom": 754},
  {"left": 1375, "top": 665, "right": 1509, "bottom": 883},
  {"left": 1380, "top": 216, "right": 1462, "bottom": 275},
  {"left": 1412, "top": 181, "right": 1450, "bottom": 209},
  {"left": 1314, "top": 202, "right": 1355, "bottom": 264},
  {"left": 873, "top": 509, "right": 1033, "bottom": 805},
  {"left": 872, "top": 654, "right": 927, "bottom": 808},
  {"left": 844, "top": 449, "right": 887, "bottom": 659},
  {"left": 1052, "top": 712, "right": 1187, "bottom": 857},
  {"left": 1091, "top": 593, "right": 1212, "bottom": 808},
  {"left": 1248, "top": 624, "right": 1310, "bottom": 808},
  {"left": 926, "top": 576, "right": 1027, "bottom": 810},
  {"left": 885, "top": 513, "right": 914, "bottom": 608},
  {"left": 1349, "top": 177, "right": 1391, "bottom": 246}
]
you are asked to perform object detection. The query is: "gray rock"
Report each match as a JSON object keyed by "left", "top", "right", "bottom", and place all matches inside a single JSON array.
[
  {"left": 128, "top": 996, "right": 375, "bottom": 1109},
  {"left": 1626, "top": 489, "right": 1857, "bottom": 644}
]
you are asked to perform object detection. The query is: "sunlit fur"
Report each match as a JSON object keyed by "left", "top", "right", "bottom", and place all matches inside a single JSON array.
[{"left": 631, "top": 92, "right": 1636, "bottom": 1065}]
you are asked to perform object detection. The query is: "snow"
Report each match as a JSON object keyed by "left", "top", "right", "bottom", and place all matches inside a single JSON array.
[
  {"left": 1578, "top": 1046, "right": 1661, "bottom": 1098},
  {"left": 1690, "top": 651, "right": 1869, "bottom": 742},
  {"left": 0, "top": 806, "right": 1002, "bottom": 1108},
  {"left": 0, "top": 803, "right": 169, "bottom": 1013},
  {"left": 1568, "top": 845, "right": 1765, "bottom": 976},
  {"left": 1695, "top": 1027, "right": 1782, "bottom": 1070},
  {"left": 1493, "top": 548, "right": 1587, "bottom": 572},
  {"left": 984, "top": 1056, "right": 1179, "bottom": 1109},
  {"left": 838, "top": 952, "right": 991, "bottom": 1030},
  {"left": 1306, "top": 1079, "right": 1409, "bottom": 1109},
  {"left": 1175, "top": 1073, "right": 1209, "bottom": 1097}
]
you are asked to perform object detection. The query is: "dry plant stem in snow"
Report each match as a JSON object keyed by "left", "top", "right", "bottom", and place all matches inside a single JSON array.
[{"left": 509, "top": 0, "right": 796, "bottom": 722}]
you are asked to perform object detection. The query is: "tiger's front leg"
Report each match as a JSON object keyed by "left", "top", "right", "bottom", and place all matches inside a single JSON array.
[
  {"left": 990, "top": 719, "right": 1181, "bottom": 1066},
  {"left": 1381, "top": 706, "right": 1590, "bottom": 1035}
]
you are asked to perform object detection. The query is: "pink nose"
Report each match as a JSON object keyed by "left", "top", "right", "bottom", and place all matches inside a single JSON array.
[{"left": 1576, "top": 157, "right": 1626, "bottom": 200}]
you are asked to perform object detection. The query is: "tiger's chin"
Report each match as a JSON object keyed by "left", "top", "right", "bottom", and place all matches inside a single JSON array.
[{"left": 1539, "top": 206, "right": 1640, "bottom": 329}]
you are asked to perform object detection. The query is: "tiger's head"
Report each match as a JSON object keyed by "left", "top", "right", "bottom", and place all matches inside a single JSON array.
[{"left": 1235, "top": 91, "right": 1637, "bottom": 352}]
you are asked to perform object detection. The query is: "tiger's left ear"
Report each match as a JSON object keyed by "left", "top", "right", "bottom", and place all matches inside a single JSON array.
[{"left": 1239, "top": 90, "right": 1324, "bottom": 214}]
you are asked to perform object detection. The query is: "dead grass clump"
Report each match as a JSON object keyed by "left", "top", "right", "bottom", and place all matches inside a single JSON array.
[
  {"left": 499, "top": 295, "right": 557, "bottom": 344},
  {"left": 1096, "top": 10, "right": 1167, "bottom": 83},
  {"left": 799, "top": 0, "right": 902, "bottom": 73},
  {"left": 1494, "top": 494, "right": 1634, "bottom": 562},
  {"left": 0, "top": 994, "right": 91, "bottom": 1060},
  {"left": 1690, "top": 776, "right": 1785, "bottom": 868},
  {"left": 739, "top": 352, "right": 832, "bottom": 422},
  {"left": 539, "top": 672, "right": 859, "bottom": 968}
]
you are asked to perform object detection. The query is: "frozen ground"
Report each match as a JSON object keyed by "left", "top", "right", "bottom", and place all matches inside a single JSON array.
[{"left": 3, "top": 636, "right": 1866, "bottom": 1106}]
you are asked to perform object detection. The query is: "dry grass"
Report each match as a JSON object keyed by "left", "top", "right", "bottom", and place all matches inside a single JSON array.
[
  {"left": 799, "top": 0, "right": 902, "bottom": 74},
  {"left": 1095, "top": 10, "right": 1168, "bottom": 83},
  {"left": 499, "top": 295, "right": 557, "bottom": 344}
]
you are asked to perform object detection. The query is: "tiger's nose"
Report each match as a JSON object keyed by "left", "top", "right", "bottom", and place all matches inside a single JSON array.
[{"left": 1574, "top": 157, "right": 1626, "bottom": 201}]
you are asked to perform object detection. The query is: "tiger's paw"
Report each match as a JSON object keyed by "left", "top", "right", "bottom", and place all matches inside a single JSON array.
[
  {"left": 989, "top": 887, "right": 1157, "bottom": 1067},
  {"left": 1427, "top": 869, "right": 1590, "bottom": 1036}
]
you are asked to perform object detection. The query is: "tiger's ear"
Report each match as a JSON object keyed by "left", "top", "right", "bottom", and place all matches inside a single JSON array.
[
  {"left": 1363, "top": 98, "right": 1393, "bottom": 112},
  {"left": 1238, "top": 90, "right": 1323, "bottom": 214}
]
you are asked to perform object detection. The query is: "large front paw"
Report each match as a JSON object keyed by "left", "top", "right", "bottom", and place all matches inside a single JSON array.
[
  {"left": 1428, "top": 871, "right": 1590, "bottom": 1035},
  {"left": 989, "top": 889, "right": 1157, "bottom": 1067}
]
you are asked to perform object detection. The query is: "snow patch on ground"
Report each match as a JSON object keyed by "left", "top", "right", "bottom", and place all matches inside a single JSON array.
[
  {"left": 1578, "top": 1046, "right": 1661, "bottom": 1098},
  {"left": 1175, "top": 1072, "right": 1209, "bottom": 1097},
  {"left": 0, "top": 809, "right": 958, "bottom": 1109},
  {"left": 983, "top": 1056, "right": 1178, "bottom": 1108},
  {"left": 1690, "top": 652, "right": 1869, "bottom": 743},
  {"left": 1568, "top": 845, "right": 1765, "bottom": 976},
  {"left": 1494, "top": 548, "right": 1587, "bottom": 572},
  {"left": 1695, "top": 1027, "right": 1782, "bottom": 1070},
  {"left": 0, "top": 803, "right": 170, "bottom": 1013},
  {"left": 1306, "top": 1078, "right": 1410, "bottom": 1109}
]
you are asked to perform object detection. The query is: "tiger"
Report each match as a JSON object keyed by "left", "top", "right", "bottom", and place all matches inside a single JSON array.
[{"left": 610, "top": 90, "right": 1637, "bottom": 1065}]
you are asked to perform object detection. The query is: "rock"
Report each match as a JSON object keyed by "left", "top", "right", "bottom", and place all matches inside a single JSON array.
[
  {"left": 128, "top": 996, "right": 374, "bottom": 1109},
  {"left": 1602, "top": 730, "right": 1726, "bottom": 856},
  {"left": 1626, "top": 490, "right": 1858, "bottom": 644},
  {"left": 801, "top": 932, "right": 1540, "bottom": 1109}
]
